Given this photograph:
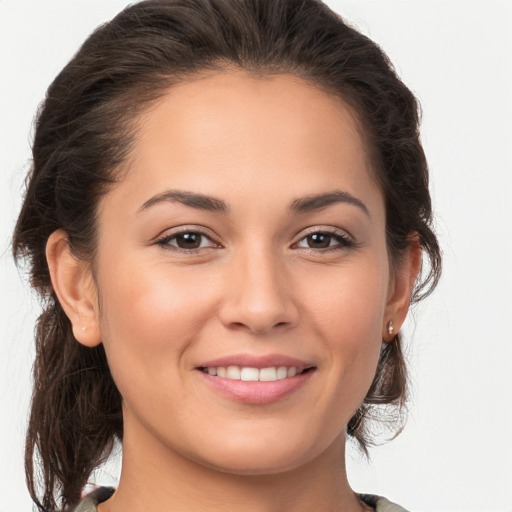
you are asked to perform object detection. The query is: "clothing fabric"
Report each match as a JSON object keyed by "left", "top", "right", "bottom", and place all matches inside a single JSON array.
[{"left": 68, "top": 486, "right": 410, "bottom": 512}]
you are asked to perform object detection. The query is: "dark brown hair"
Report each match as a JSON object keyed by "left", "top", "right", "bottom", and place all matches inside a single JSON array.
[{"left": 13, "top": 0, "right": 441, "bottom": 509}]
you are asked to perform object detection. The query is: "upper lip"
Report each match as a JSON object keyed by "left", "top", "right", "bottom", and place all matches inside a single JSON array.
[{"left": 197, "top": 353, "right": 315, "bottom": 371}]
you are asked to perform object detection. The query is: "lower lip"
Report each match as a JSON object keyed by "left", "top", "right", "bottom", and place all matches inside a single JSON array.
[{"left": 197, "top": 370, "right": 314, "bottom": 405}]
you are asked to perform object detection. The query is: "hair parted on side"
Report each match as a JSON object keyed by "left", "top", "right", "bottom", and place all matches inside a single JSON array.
[{"left": 13, "top": 0, "right": 441, "bottom": 510}]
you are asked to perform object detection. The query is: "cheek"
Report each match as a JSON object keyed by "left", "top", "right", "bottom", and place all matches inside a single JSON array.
[
  {"left": 307, "top": 257, "right": 388, "bottom": 339},
  {"left": 96, "top": 260, "right": 217, "bottom": 389},
  {"left": 304, "top": 260, "right": 388, "bottom": 401}
]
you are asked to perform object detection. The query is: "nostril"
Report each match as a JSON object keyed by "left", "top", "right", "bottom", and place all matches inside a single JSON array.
[{"left": 217, "top": 289, "right": 300, "bottom": 334}]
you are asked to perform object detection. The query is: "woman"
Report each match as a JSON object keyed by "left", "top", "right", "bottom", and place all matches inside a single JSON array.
[{"left": 12, "top": 0, "right": 441, "bottom": 511}]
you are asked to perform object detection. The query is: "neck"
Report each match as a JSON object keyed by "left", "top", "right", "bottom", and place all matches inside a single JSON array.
[{"left": 100, "top": 417, "right": 363, "bottom": 512}]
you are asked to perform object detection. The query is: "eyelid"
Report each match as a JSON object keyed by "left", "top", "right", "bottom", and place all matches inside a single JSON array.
[
  {"left": 294, "top": 225, "right": 354, "bottom": 241},
  {"left": 154, "top": 225, "right": 222, "bottom": 252},
  {"left": 152, "top": 224, "right": 357, "bottom": 253},
  {"left": 292, "top": 225, "right": 357, "bottom": 250}
]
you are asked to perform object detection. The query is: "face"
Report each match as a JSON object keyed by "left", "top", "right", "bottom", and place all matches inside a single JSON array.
[{"left": 86, "top": 71, "right": 404, "bottom": 474}]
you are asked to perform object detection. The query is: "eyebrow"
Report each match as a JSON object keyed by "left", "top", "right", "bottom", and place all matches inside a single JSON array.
[
  {"left": 138, "top": 188, "right": 369, "bottom": 217},
  {"left": 138, "top": 190, "right": 229, "bottom": 214},
  {"left": 290, "top": 190, "right": 370, "bottom": 217}
]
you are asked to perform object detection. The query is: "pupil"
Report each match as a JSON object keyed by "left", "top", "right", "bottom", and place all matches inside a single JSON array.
[
  {"left": 177, "top": 233, "right": 201, "bottom": 249},
  {"left": 308, "top": 233, "right": 330, "bottom": 248}
]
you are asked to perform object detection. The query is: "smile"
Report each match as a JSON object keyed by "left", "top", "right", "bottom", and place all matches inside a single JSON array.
[
  {"left": 199, "top": 365, "right": 309, "bottom": 381},
  {"left": 196, "top": 355, "right": 316, "bottom": 405}
]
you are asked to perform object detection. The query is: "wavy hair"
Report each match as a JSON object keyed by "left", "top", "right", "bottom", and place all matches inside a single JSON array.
[{"left": 13, "top": 0, "right": 441, "bottom": 509}]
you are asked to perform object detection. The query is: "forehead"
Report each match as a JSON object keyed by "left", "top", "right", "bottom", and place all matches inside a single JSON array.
[{"left": 103, "top": 70, "right": 383, "bottom": 219}]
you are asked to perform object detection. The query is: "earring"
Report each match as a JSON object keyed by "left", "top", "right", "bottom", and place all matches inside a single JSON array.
[
  {"left": 387, "top": 320, "right": 394, "bottom": 336},
  {"left": 81, "top": 326, "right": 87, "bottom": 331}
]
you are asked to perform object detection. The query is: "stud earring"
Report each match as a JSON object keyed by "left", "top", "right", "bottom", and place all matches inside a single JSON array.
[{"left": 387, "top": 321, "right": 394, "bottom": 336}]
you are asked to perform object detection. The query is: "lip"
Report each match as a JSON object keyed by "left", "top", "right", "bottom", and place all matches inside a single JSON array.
[
  {"left": 198, "top": 370, "right": 314, "bottom": 405},
  {"left": 197, "top": 353, "right": 314, "bottom": 371},
  {"left": 196, "top": 353, "right": 316, "bottom": 405}
]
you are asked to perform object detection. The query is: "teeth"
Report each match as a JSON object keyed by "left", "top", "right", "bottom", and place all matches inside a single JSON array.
[
  {"left": 276, "top": 366, "right": 287, "bottom": 379},
  {"left": 240, "top": 367, "right": 259, "bottom": 381},
  {"left": 287, "top": 367, "right": 297, "bottom": 378},
  {"left": 259, "top": 367, "right": 277, "bottom": 381},
  {"left": 203, "top": 365, "right": 304, "bottom": 381},
  {"left": 226, "top": 366, "right": 241, "bottom": 380}
]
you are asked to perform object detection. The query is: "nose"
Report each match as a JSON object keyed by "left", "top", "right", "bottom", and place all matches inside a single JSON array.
[{"left": 217, "top": 247, "right": 300, "bottom": 335}]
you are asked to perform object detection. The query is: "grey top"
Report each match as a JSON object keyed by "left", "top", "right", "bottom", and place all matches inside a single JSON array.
[{"left": 69, "top": 487, "right": 410, "bottom": 512}]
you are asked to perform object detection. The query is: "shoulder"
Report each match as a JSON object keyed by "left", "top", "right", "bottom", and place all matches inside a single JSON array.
[
  {"left": 67, "top": 487, "right": 115, "bottom": 512},
  {"left": 358, "top": 493, "right": 411, "bottom": 512},
  {"left": 68, "top": 488, "right": 408, "bottom": 512}
]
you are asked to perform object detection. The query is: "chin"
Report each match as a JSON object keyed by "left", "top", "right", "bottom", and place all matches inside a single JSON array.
[
  {"left": 183, "top": 432, "right": 333, "bottom": 477},
  {"left": 197, "top": 452, "right": 307, "bottom": 476}
]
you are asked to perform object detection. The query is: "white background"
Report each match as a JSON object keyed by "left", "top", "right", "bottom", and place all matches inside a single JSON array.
[{"left": 1, "top": 1, "right": 511, "bottom": 511}]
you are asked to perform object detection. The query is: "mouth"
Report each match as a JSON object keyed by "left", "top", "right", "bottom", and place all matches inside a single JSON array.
[
  {"left": 195, "top": 355, "right": 316, "bottom": 405},
  {"left": 198, "top": 365, "right": 314, "bottom": 382}
]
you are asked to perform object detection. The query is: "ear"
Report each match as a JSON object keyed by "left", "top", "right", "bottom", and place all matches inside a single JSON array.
[
  {"left": 46, "top": 229, "right": 102, "bottom": 347},
  {"left": 383, "top": 234, "right": 422, "bottom": 341}
]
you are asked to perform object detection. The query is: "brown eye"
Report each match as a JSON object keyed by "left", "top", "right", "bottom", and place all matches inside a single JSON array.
[
  {"left": 156, "top": 230, "right": 218, "bottom": 251},
  {"left": 306, "top": 233, "right": 332, "bottom": 248},
  {"left": 295, "top": 230, "right": 355, "bottom": 251},
  {"left": 175, "top": 232, "right": 202, "bottom": 249}
]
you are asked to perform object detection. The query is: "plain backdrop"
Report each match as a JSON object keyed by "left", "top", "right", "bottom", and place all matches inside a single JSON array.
[{"left": 1, "top": 1, "right": 511, "bottom": 511}]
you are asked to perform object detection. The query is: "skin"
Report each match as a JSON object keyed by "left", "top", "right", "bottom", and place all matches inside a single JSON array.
[{"left": 47, "top": 70, "right": 420, "bottom": 512}]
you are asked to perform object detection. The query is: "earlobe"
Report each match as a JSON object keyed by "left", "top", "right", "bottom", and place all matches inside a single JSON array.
[
  {"left": 383, "top": 235, "right": 422, "bottom": 341},
  {"left": 46, "top": 229, "right": 102, "bottom": 347}
]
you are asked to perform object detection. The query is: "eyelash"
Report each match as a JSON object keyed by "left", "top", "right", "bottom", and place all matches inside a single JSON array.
[
  {"left": 155, "top": 228, "right": 220, "bottom": 253},
  {"left": 293, "top": 228, "right": 356, "bottom": 253},
  {"left": 154, "top": 227, "right": 356, "bottom": 254}
]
